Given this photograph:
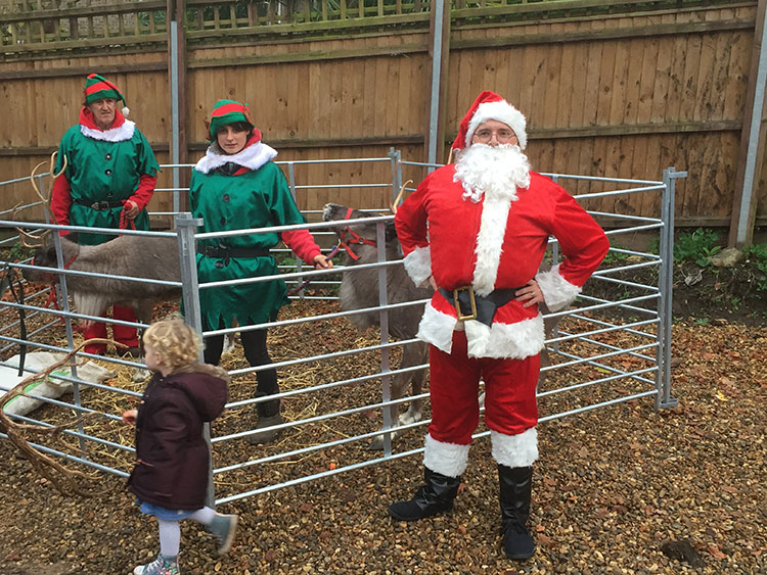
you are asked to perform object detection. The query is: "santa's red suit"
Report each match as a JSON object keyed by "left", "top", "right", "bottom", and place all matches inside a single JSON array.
[{"left": 394, "top": 97, "right": 609, "bottom": 478}]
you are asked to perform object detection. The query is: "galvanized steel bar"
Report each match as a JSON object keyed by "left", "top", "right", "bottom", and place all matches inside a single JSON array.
[
  {"left": 376, "top": 220, "right": 393, "bottom": 456},
  {"left": 426, "top": 0, "right": 445, "bottom": 170}
]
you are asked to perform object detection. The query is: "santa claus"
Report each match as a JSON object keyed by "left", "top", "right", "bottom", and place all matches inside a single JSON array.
[{"left": 390, "top": 90, "right": 610, "bottom": 561}]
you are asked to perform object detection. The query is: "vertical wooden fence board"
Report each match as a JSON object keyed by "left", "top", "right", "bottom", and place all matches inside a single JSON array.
[
  {"left": 622, "top": 38, "right": 644, "bottom": 126},
  {"left": 680, "top": 34, "right": 703, "bottom": 123},
  {"left": 695, "top": 31, "right": 718, "bottom": 123},
  {"left": 636, "top": 38, "right": 659, "bottom": 125},
  {"left": 665, "top": 33, "right": 689, "bottom": 122}
]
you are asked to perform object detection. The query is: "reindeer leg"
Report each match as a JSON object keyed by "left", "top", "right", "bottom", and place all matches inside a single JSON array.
[
  {"left": 369, "top": 341, "right": 427, "bottom": 450},
  {"left": 400, "top": 341, "right": 428, "bottom": 426},
  {"left": 130, "top": 301, "right": 154, "bottom": 382},
  {"left": 369, "top": 370, "right": 407, "bottom": 451}
]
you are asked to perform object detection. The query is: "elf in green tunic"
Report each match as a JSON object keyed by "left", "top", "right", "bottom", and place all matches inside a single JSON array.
[
  {"left": 51, "top": 73, "right": 160, "bottom": 356},
  {"left": 190, "top": 99, "right": 333, "bottom": 444}
]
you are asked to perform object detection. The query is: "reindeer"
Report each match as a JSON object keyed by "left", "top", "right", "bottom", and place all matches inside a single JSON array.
[
  {"left": 323, "top": 198, "right": 562, "bottom": 450},
  {"left": 23, "top": 234, "right": 182, "bottom": 327},
  {"left": 323, "top": 202, "right": 431, "bottom": 450},
  {"left": 14, "top": 153, "right": 182, "bottom": 331}
]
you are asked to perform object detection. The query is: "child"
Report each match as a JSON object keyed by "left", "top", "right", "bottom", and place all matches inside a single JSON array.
[{"left": 122, "top": 319, "right": 236, "bottom": 575}]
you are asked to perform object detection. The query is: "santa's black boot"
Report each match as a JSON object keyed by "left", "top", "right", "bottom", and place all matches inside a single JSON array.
[
  {"left": 388, "top": 467, "right": 461, "bottom": 521},
  {"left": 249, "top": 391, "right": 284, "bottom": 445},
  {"left": 498, "top": 464, "right": 536, "bottom": 560}
]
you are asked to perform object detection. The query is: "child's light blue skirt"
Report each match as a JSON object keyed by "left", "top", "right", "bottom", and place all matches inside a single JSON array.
[{"left": 138, "top": 500, "right": 196, "bottom": 521}]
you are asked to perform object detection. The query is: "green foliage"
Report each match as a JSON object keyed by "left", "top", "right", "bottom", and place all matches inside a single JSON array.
[
  {"left": 602, "top": 240, "right": 629, "bottom": 264},
  {"left": 743, "top": 242, "right": 767, "bottom": 291},
  {"left": 2, "top": 241, "right": 30, "bottom": 262},
  {"left": 674, "top": 228, "right": 722, "bottom": 267}
]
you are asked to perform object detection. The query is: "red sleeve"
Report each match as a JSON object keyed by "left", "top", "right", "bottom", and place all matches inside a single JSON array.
[
  {"left": 394, "top": 177, "right": 430, "bottom": 258},
  {"left": 282, "top": 229, "right": 321, "bottom": 264},
  {"left": 548, "top": 184, "right": 610, "bottom": 287},
  {"left": 128, "top": 174, "right": 157, "bottom": 211},
  {"left": 50, "top": 173, "right": 72, "bottom": 232}
]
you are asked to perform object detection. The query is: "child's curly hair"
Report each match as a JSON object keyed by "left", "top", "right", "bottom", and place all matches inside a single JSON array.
[{"left": 142, "top": 320, "right": 202, "bottom": 370}]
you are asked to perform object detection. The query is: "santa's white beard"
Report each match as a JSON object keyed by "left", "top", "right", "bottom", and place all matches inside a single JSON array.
[{"left": 454, "top": 143, "right": 531, "bottom": 203}]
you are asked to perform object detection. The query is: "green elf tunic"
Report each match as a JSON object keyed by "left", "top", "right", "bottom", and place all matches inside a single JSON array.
[
  {"left": 53, "top": 112, "right": 159, "bottom": 246},
  {"left": 190, "top": 140, "right": 312, "bottom": 329}
]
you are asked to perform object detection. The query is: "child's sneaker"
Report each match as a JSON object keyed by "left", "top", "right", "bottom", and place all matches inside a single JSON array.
[
  {"left": 133, "top": 554, "right": 180, "bottom": 575},
  {"left": 208, "top": 513, "right": 238, "bottom": 555}
]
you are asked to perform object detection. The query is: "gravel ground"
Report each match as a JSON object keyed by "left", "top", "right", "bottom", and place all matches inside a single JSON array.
[{"left": 1, "top": 316, "right": 765, "bottom": 575}]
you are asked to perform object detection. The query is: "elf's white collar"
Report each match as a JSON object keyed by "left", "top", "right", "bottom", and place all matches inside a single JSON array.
[
  {"left": 80, "top": 120, "right": 136, "bottom": 142},
  {"left": 194, "top": 141, "right": 278, "bottom": 174}
]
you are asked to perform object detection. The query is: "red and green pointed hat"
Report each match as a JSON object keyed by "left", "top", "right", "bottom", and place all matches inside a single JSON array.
[
  {"left": 83, "top": 73, "right": 127, "bottom": 109},
  {"left": 206, "top": 99, "right": 255, "bottom": 140}
]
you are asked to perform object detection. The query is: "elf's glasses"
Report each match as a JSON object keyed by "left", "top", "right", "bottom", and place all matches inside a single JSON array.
[{"left": 472, "top": 128, "right": 517, "bottom": 144}]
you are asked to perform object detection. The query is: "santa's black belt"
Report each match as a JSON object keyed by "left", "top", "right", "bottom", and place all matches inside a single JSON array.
[
  {"left": 73, "top": 198, "right": 124, "bottom": 211},
  {"left": 438, "top": 285, "right": 524, "bottom": 326},
  {"left": 196, "top": 245, "right": 271, "bottom": 259}
]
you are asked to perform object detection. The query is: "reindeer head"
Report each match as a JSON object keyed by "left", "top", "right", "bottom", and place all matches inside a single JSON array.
[
  {"left": 22, "top": 235, "right": 80, "bottom": 284},
  {"left": 322, "top": 203, "right": 400, "bottom": 263}
]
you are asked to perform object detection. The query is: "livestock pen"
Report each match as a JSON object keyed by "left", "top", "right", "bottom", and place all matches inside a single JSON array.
[{"left": 0, "top": 153, "right": 684, "bottom": 505}]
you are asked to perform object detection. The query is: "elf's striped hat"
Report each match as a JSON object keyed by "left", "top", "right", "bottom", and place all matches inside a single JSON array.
[
  {"left": 83, "top": 73, "right": 129, "bottom": 116},
  {"left": 206, "top": 99, "right": 255, "bottom": 140}
]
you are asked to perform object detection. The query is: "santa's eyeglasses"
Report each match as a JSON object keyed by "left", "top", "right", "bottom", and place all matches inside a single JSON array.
[{"left": 472, "top": 128, "right": 516, "bottom": 143}]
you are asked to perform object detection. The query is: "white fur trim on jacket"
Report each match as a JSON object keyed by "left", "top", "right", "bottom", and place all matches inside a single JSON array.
[
  {"left": 417, "top": 303, "right": 545, "bottom": 359},
  {"left": 472, "top": 193, "right": 512, "bottom": 296},
  {"left": 402, "top": 245, "right": 432, "bottom": 287},
  {"left": 464, "top": 314, "right": 544, "bottom": 359},
  {"left": 194, "top": 142, "right": 278, "bottom": 174},
  {"left": 417, "top": 304, "right": 457, "bottom": 354},
  {"left": 80, "top": 120, "right": 135, "bottom": 142},
  {"left": 423, "top": 433, "right": 470, "bottom": 477},
  {"left": 535, "top": 263, "right": 581, "bottom": 312},
  {"left": 491, "top": 427, "right": 539, "bottom": 467},
  {"left": 466, "top": 100, "right": 528, "bottom": 150}
]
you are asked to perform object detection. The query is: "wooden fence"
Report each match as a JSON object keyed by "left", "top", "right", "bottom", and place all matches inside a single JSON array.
[{"left": 1, "top": 0, "right": 765, "bottom": 243}]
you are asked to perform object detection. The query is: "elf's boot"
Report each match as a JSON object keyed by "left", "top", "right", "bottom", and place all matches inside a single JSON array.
[
  {"left": 388, "top": 466, "right": 461, "bottom": 521},
  {"left": 249, "top": 391, "right": 284, "bottom": 445},
  {"left": 498, "top": 464, "right": 535, "bottom": 560}
]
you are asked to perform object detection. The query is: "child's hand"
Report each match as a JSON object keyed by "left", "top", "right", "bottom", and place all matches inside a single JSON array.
[{"left": 122, "top": 409, "right": 138, "bottom": 425}]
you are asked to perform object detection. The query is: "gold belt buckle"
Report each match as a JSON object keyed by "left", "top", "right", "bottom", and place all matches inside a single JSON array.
[{"left": 453, "top": 286, "right": 477, "bottom": 321}]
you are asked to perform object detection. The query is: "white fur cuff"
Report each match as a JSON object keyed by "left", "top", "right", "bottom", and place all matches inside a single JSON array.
[
  {"left": 403, "top": 246, "right": 432, "bottom": 287},
  {"left": 416, "top": 304, "right": 456, "bottom": 354},
  {"left": 491, "top": 427, "right": 539, "bottom": 467},
  {"left": 536, "top": 263, "right": 581, "bottom": 312},
  {"left": 423, "top": 433, "right": 470, "bottom": 477}
]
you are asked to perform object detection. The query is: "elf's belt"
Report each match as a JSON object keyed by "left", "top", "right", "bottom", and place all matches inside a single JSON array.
[
  {"left": 196, "top": 245, "right": 271, "bottom": 259},
  {"left": 74, "top": 198, "right": 124, "bottom": 211},
  {"left": 439, "top": 285, "right": 524, "bottom": 326}
]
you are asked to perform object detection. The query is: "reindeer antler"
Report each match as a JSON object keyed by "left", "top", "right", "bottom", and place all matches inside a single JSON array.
[
  {"left": 12, "top": 152, "right": 66, "bottom": 248},
  {"left": 50, "top": 150, "right": 67, "bottom": 180},
  {"left": 0, "top": 338, "right": 115, "bottom": 497},
  {"left": 391, "top": 180, "right": 413, "bottom": 215}
]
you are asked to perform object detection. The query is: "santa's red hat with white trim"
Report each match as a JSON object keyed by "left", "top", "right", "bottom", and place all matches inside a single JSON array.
[{"left": 451, "top": 90, "right": 527, "bottom": 151}]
